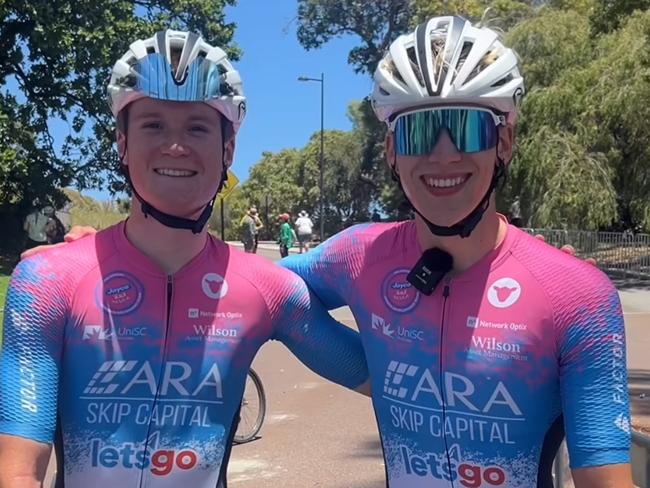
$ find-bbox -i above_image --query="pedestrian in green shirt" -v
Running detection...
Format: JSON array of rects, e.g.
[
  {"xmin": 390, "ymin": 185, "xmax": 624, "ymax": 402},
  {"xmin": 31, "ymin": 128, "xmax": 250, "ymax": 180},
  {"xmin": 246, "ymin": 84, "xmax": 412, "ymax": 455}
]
[{"xmin": 278, "ymin": 213, "xmax": 294, "ymax": 258}]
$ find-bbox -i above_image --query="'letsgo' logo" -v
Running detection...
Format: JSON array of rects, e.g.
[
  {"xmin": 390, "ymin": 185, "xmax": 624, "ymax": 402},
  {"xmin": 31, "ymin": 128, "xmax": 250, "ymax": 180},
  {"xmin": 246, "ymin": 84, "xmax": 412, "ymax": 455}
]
[
  {"xmin": 487, "ymin": 278, "xmax": 521, "ymax": 309},
  {"xmin": 201, "ymin": 273, "xmax": 229, "ymax": 300},
  {"xmin": 96, "ymin": 272, "xmax": 144, "ymax": 316},
  {"xmin": 400, "ymin": 445, "xmax": 506, "ymax": 487},
  {"xmin": 90, "ymin": 437, "xmax": 199, "ymax": 476},
  {"xmin": 382, "ymin": 269, "xmax": 420, "ymax": 313}
]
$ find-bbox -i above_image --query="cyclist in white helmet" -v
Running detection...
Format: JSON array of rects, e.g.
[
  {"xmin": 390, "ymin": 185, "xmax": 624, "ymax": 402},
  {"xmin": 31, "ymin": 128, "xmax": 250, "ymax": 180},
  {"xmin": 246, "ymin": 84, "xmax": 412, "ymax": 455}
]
[
  {"xmin": 279, "ymin": 16, "xmax": 633, "ymax": 488},
  {"xmin": 0, "ymin": 29, "xmax": 369, "ymax": 488}
]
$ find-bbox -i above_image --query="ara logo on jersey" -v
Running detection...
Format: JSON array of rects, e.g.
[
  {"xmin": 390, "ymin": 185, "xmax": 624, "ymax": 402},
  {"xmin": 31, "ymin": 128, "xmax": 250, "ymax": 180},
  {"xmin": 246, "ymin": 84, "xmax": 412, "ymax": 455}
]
[
  {"xmin": 83, "ymin": 360, "xmax": 224, "ymax": 399},
  {"xmin": 487, "ymin": 278, "xmax": 521, "ymax": 309},
  {"xmin": 201, "ymin": 273, "xmax": 229, "ymax": 300},
  {"xmin": 382, "ymin": 361, "xmax": 522, "ymax": 416},
  {"xmin": 382, "ymin": 269, "xmax": 420, "ymax": 313}
]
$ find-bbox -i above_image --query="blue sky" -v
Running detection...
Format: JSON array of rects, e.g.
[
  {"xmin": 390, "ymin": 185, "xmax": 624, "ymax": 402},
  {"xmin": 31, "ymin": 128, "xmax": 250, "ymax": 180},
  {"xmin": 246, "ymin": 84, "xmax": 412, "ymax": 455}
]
[{"xmin": 78, "ymin": 0, "xmax": 373, "ymax": 201}]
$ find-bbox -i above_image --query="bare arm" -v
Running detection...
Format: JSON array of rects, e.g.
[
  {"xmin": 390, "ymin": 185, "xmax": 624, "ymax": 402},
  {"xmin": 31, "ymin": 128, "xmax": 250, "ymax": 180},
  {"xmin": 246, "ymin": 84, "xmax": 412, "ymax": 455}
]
[
  {"xmin": 0, "ymin": 435, "xmax": 51, "ymax": 488},
  {"xmin": 572, "ymin": 464, "xmax": 634, "ymax": 488}
]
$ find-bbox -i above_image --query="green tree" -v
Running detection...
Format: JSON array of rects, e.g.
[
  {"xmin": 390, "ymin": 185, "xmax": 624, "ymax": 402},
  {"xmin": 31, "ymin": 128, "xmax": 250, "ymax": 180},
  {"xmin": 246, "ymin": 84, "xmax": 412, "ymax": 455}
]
[
  {"xmin": 238, "ymin": 149, "xmax": 304, "ymax": 240},
  {"xmin": 0, "ymin": 0, "xmax": 239, "ymax": 237},
  {"xmin": 411, "ymin": 0, "xmax": 537, "ymax": 29},
  {"xmin": 507, "ymin": 8, "xmax": 593, "ymax": 89},
  {"xmin": 507, "ymin": 8, "xmax": 650, "ymax": 230},
  {"xmin": 301, "ymin": 130, "xmax": 375, "ymax": 232},
  {"xmin": 590, "ymin": 0, "xmax": 650, "ymax": 34},
  {"xmin": 296, "ymin": 0, "xmax": 412, "ymax": 74},
  {"xmin": 208, "ymin": 187, "xmax": 250, "ymax": 241}
]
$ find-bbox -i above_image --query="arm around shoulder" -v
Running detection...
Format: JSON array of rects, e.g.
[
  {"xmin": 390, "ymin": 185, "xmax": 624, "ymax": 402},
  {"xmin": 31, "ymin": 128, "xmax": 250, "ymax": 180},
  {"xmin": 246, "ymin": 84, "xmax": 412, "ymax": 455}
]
[{"xmin": 265, "ymin": 266, "xmax": 369, "ymax": 391}]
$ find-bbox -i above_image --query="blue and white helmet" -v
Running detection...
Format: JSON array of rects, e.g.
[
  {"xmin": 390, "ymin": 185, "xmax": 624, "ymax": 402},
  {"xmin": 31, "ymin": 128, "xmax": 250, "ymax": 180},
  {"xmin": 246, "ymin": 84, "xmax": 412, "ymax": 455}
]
[{"xmin": 108, "ymin": 29, "xmax": 246, "ymax": 133}]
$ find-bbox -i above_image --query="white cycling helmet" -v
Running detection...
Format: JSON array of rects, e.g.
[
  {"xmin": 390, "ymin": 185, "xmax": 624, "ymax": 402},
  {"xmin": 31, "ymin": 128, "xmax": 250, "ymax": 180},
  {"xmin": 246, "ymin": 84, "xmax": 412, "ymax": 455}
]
[
  {"xmin": 107, "ymin": 29, "xmax": 246, "ymax": 133},
  {"xmin": 372, "ymin": 16, "xmax": 524, "ymax": 123}
]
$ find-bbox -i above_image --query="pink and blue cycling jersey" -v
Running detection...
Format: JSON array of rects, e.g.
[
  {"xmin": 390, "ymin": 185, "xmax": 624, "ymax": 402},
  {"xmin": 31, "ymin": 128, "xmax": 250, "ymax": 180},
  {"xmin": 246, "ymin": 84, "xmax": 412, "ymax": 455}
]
[
  {"xmin": 0, "ymin": 221, "xmax": 368, "ymax": 488},
  {"xmin": 282, "ymin": 218, "xmax": 631, "ymax": 488}
]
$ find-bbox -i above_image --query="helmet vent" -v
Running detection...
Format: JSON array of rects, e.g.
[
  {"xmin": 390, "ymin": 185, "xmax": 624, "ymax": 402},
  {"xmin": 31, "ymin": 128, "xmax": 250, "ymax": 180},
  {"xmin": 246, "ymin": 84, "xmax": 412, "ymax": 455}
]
[
  {"xmin": 384, "ymin": 54, "xmax": 407, "ymax": 88},
  {"xmin": 452, "ymin": 42, "xmax": 474, "ymax": 84},
  {"xmin": 430, "ymin": 38, "xmax": 448, "ymax": 85},
  {"xmin": 491, "ymin": 73, "xmax": 513, "ymax": 88},
  {"xmin": 406, "ymin": 46, "xmax": 424, "ymax": 87}
]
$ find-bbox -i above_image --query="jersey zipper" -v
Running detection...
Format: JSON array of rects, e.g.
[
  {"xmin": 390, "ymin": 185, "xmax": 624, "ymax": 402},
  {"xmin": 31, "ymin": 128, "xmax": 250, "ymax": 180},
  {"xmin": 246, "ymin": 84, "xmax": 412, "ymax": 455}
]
[
  {"xmin": 439, "ymin": 278, "xmax": 455, "ymax": 487},
  {"xmin": 138, "ymin": 275, "xmax": 174, "ymax": 487}
]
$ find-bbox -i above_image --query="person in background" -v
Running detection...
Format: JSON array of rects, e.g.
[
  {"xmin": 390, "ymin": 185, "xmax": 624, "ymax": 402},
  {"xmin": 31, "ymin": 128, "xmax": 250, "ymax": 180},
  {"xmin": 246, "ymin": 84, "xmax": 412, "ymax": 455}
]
[
  {"xmin": 23, "ymin": 205, "xmax": 51, "ymax": 249},
  {"xmin": 239, "ymin": 207, "xmax": 256, "ymax": 253},
  {"xmin": 56, "ymin": 202, "xmax": 73, "ymax": 234},
  {"xmin": 295, "ymin": 210, "xmax": 314, "ymax": 253},
  {"xmin": 250, "ymin": 206, "xmax": 264, "ymax": 253},
  {"xmin": 509, "ymin": 196, "xmax": 523, "ymax": 227},
  {"xmin": 43, "ymin": 207, "xmax": 66, "ymax": 244},
  {"xmin": 278, "ymin": 213, "xmax": 294, "ymax": 258}
]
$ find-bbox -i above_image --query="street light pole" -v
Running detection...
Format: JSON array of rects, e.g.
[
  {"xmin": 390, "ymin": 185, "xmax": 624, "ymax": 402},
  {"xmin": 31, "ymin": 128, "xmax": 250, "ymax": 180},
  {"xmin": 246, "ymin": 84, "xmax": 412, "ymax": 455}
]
[
  {"xmin": 318, "ymin": 72, "xmax": 324, "ymax": 242},
  {"xmin": 298, "ymin": 73, "xmax": 325, "ymax": 242}
]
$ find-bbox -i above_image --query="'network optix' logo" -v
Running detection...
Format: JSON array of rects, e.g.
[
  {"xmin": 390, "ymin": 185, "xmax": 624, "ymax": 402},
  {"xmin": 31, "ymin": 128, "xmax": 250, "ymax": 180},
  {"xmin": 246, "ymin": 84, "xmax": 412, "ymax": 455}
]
[{"xmin": 90, "ymin": 433, "xmax": 199, "ymax": 476}]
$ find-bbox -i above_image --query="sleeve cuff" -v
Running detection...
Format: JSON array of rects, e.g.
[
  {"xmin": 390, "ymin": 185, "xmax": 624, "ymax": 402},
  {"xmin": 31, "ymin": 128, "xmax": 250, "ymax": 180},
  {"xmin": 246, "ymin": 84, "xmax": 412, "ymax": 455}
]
[{"xmin": 569, "ymin": 448, "xmax": 630, "ymax": 468}]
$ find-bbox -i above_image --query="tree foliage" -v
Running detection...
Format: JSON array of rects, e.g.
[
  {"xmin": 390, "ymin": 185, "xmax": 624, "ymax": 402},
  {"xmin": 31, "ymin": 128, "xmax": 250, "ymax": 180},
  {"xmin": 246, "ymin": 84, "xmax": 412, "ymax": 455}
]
[
  {"xmin": 0, "ymin": 0, "xmax": 238, "ymax": 215},
  {"xmin": 507, "ymin": 8, "xmax": 650, "ymax": 229},
  {"xmin": 412, "ymin": 0, "xmax": 537, "ymax": 29},
  {"xmin": 223, "ymin": 128, "xmax": 377, "ymax": 239},
  {"xmin": 296, "ymin": 0, "xmax": 412, "ymax": 74}
]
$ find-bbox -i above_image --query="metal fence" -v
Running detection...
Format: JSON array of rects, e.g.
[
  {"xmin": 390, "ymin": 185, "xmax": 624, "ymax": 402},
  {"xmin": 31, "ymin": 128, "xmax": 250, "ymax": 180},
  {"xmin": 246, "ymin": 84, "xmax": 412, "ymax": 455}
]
[{"xmin": 525, "ymin": 228, "xmax": 650, "ymax": 280}]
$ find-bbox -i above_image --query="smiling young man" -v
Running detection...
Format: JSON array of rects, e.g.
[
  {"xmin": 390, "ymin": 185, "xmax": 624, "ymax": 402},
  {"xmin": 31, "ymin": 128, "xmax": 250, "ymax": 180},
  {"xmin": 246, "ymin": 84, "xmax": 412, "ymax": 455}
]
[
  {"xmin": 0, "ymin": 30, "xmax": 368, "ymax": 488},
  {"xmin": 280, "ymin": 16, "xmax": 633, "ymax": 488}
]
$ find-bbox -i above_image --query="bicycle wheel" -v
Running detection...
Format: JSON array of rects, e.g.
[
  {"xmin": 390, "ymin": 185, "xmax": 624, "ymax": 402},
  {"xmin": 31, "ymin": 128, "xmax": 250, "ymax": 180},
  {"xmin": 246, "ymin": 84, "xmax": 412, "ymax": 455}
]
[{"xmin": 234, "ymin": 368, "xmax": 266, "ymax": 444}]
